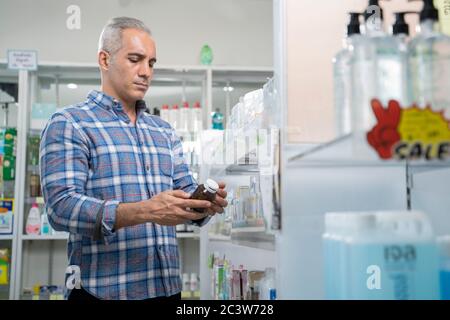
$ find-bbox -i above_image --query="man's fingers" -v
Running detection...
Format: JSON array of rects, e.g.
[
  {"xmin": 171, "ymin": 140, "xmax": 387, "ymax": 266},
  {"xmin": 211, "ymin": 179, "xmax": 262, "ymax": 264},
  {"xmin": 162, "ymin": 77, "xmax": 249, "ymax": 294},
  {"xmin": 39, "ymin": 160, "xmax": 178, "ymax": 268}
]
[
  {"xmin": 218, "ymin": 181, "xmax": 226, "ymax": 189},
  {"xmin": 210, "ymin": 203, "xmax": 224, "ymax": 214},
  {"xmin": 217, "ymin": 188, "xmax": 227, "ymax": 198},
  {"xmin": 170, "ymin": 190, "xmax": 191, "ymax": 199},
  {"xmin": 178, "ymin": 209, "xmax": 208, "ymax": 221},
  {"xmin": 180, "ymin": 199, "xmax": 212, "ymax": 209},
  {"xmin": 213, "ymin": 195, "xmax": 228, "ymax": 208}
]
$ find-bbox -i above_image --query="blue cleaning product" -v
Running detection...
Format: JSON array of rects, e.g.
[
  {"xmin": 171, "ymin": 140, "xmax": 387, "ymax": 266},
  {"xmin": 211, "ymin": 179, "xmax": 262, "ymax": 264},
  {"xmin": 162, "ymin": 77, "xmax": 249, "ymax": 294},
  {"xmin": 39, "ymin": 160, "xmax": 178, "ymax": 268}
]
[
  {"xmin": 437, "ymin": 235, "xmax": 450, "ymax": 300},
  {"xmin": 324, "ymin": 213, "xmax": 350, "ymax": 299},
  {"xmin": 347, "ymin": 211, "xmax": 439, "ymax": 300},
  {"xmin": 212, "ymin": 108, "xmax": 224, "ymax": 130}
]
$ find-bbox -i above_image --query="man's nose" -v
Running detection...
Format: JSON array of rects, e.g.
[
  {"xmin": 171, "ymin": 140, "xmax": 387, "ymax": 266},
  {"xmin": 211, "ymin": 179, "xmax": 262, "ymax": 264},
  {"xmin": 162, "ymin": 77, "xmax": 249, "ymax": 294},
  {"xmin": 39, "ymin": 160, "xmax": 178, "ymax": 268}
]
[{"xmin": 138, "ymin": 62, "xmax": 152, "ymax": 79}]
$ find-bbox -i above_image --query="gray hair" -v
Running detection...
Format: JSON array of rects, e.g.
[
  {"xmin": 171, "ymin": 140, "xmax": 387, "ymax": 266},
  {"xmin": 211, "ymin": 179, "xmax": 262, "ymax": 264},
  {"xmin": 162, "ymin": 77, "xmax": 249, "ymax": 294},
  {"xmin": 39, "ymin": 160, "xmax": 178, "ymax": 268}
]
[{"xmin": 98, "ymin": 17, "xmax": 152, "ymax": 57}]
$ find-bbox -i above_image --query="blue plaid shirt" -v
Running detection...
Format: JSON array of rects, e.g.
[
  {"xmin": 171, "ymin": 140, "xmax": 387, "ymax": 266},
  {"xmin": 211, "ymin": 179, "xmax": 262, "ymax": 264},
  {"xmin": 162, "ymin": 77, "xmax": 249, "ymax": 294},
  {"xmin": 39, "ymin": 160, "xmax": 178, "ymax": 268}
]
[{"xmin": 40, "ymin": 90, "xmax": 203, "ymax": 300}]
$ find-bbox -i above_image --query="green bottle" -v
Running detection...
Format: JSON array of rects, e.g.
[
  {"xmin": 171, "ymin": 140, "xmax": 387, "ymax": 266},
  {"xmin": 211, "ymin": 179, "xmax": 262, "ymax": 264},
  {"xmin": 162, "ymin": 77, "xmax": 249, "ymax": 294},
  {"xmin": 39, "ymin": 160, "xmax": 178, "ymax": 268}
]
[{"xmin": 200, "ymin": 44, "xmax": 213, "ymax": 65}]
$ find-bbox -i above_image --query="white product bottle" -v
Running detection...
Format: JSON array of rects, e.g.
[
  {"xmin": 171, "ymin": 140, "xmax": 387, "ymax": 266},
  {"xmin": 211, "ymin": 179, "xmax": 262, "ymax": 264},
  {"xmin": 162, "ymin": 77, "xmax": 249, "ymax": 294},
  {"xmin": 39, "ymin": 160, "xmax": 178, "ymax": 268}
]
[
  {"xmin": 179, "ymin": 102, "xmax": 190, "ymax": 132},
  {"xmin": 333, "ymin": 12, "xmax": 363, "ymax": 137},
  {"xmin": 182, "ymin": 273, "xmax": 190, "ymax": 292},
  {"xmin": 26, "ymin": 203, "xmax": 41, "ymax": 235},
  {"xmin": 409, "ymin": 0, "xmax": 450, "ymax": 115},
  {"xmin": 190, "ymin": 273, "xmax": 198, "ymax": 292},
  {"xmin": 40, "ymin": 210, "xmax": 51, "ymax": 235},
  {"xmin": 191, "ymin": 102, "xmax": 203, "ymax": 134},
  {"xmin": 169, "ymin": 104, "xmax": 179, "ymax": 130},
  {"xmin": 160, "ymin": 104, "xmax": 170, "ymax": 123}
]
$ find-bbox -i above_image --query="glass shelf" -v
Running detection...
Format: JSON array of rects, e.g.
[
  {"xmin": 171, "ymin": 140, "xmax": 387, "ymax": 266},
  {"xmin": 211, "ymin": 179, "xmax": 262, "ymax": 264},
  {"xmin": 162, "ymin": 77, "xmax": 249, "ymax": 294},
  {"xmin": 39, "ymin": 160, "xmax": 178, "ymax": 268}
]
[{"xmin": 288, "ymin": 134, "xmax": 450, "ymax": 171}]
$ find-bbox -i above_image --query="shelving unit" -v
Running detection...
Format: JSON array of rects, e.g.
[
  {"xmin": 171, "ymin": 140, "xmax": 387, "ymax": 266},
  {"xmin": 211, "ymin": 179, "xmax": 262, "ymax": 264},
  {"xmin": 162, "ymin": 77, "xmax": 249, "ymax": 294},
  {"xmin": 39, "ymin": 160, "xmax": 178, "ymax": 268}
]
[
  {"xmin": 21, "ymin": 234, "xmax": 69, "ymax": 241},
  {"xmin": 0, "ymin": 60, "xmax": 273, "ymax": 300}
]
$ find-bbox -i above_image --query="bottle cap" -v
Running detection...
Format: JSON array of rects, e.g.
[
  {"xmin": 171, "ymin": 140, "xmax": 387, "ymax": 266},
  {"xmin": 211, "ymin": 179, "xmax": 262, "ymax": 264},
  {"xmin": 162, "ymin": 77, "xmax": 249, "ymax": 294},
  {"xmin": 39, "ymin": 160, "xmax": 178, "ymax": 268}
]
[
  {"xmin": 183, "ymin": 102, "xmax": 189, "ymax": 108},
  {"xmin": 172, "ymin": 104, "xmax": 179, "ymax": 109},
  {"xmin": 409, "ymin": 0, "xmax": 439, "ymax": 22},
  {"xmin": 347, "ymin": 12, "xmax": 361, "ymax": 36},
  {"xmin": 32, "ymin": 203, "xmax": 39, "ymax": 208},
  {"xmin": 162, "ymin": 104, "xmax": 169, "ymax": 109},
  {"xmin": 194, "ymin": 102, "xmax": 201, "ymax": 108},
  {"xmin": 393, "ymin": 12, "xmax": 416, "ymax": 35},
  {"xmin": 204, "ymin": 179, "xmax": 219, "ymax": 193}
]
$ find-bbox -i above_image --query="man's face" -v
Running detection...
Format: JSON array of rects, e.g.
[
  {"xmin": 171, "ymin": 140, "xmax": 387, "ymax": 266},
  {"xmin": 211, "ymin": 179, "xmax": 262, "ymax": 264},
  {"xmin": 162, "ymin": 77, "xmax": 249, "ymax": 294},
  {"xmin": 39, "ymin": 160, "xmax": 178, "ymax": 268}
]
[{"xmin": 105, "ymin": 28, "xmax": 156, "ymax": 103}]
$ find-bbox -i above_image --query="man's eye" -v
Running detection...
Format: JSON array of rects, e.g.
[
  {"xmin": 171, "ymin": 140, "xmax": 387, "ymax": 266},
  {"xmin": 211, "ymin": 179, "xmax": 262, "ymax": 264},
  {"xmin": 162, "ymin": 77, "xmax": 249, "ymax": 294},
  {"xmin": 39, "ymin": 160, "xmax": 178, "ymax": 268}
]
[{"xmin": 129, "ymin": 58, "xmax": 138, "ymax": 63}]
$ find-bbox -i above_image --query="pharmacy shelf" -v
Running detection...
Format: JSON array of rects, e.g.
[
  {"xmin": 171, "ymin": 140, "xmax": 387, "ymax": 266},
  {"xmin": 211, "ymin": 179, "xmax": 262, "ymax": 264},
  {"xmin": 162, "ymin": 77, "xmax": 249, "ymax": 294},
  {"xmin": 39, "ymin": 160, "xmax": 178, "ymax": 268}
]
[
  {"xmin": 176, "ymin": 232, "xmax": 200, "ymax": 239},
  {"xmin": 21, "ymin": 234, "xmax": 69, "ymax": 241},
  {"xmin": 0, "ymin": 235, "xmax": 13, "ymax": 240},
  {"xmin": 208, "ymin": 233, "xmax": 232, "ymax": 241},
  {"xmin": 225, "ymin": 164, "xmax": 259, "ymax": 175},
  {"xmin": 230, "ymin": 226, "xmax": 266, "ymax": 233}
]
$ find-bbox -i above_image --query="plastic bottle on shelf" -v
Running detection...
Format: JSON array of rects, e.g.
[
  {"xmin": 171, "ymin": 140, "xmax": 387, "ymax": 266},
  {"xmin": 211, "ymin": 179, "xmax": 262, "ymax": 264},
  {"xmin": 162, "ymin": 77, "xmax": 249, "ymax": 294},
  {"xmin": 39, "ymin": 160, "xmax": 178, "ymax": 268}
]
[
  {"xmin": 190, "ymin": 273, "xmax": 198, "ymax": 292},
  {"xmin": 350, "ymin": 0, "xmax": 388, "ymax": 135},
  {"xmin": 212, "ymin": 108, "xmax": 224, "ymax": 130},
  {"xmin": 192, "ymin": 101, "xmax": 203, "ymax": 133},
  {"xmin": 333, "ymin": 12, "xmax": 363, "ymax": 136},
  {"xmin": 200, "ymin": 44, "xmax": 213, "ymax": 65},
  {"xmin": 182, "ymin": 273, "xmax": 190, "ymax": 292},
  {"xmin": 40, "ymin": 209, "xmax": 51, "ymax": 235},
  {"xmin": 179, "ymin": 101, "xmax": 190, "ymax": 132},
  {"xmin": 25, "ymin": 203, "xmax": 41, "ymax": 235},
  {"xmin": 160, "ymin": 104, "xmax": 169, "ymax": 123},
  {"xmin": 169, "ymin": 104, "xmax": 179, "ymax": 130},
  {"xmin": 409, "ymin": 0, "xmax": 450, "ymax": 115}
]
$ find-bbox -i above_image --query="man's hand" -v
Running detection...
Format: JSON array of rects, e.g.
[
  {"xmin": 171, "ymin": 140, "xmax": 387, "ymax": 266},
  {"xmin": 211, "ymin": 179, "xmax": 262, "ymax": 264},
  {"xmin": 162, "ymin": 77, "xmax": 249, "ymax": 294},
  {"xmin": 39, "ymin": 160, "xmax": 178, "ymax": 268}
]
[
  {"xmin": 115, "ymin": 190, "xmax": 211, "ymax": 229},
  {"xmin": 204, "ymin": 181, "xmax": 228, "ymax": 216}
]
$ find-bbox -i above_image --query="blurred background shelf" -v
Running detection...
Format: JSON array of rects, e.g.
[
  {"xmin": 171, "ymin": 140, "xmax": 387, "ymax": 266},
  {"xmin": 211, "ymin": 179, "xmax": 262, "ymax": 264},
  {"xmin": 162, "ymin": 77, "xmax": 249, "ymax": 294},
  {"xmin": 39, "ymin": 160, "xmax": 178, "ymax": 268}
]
[{"xmin": 21, "ymin": 234, "xmax": 69, "ymax": 241}]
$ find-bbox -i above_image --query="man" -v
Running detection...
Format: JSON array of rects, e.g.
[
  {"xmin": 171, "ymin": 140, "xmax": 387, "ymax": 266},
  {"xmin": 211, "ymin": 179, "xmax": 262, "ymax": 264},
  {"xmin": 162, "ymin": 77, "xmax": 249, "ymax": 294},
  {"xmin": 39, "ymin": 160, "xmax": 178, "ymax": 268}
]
[{"xmin": 40, "ymin": 17, "xmax": 227, "ymax": 300}]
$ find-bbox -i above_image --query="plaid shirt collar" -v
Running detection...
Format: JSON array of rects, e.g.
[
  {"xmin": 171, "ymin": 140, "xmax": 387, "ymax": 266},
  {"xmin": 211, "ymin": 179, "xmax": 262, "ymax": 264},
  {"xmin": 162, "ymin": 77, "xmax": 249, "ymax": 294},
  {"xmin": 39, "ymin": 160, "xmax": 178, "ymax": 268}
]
[{"xmin": 87, "ymin": 90, "xmax": 148, "ymax": 122}]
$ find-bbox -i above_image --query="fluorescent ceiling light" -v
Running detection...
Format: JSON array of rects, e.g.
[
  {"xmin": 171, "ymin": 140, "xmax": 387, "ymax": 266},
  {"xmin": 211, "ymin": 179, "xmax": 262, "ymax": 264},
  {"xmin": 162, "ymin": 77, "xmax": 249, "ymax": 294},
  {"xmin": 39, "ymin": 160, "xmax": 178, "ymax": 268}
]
[{"xmin": 67, "ymin": 83, "xmax": 78, "ymax": 89}]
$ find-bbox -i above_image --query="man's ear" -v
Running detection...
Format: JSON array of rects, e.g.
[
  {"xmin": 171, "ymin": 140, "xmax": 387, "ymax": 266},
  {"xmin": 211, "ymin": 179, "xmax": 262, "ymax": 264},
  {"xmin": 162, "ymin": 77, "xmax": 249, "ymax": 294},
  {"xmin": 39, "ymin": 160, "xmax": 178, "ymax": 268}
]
[{"xmin": 98, "ymin": 50, "xmax": 111, "ymax": 71}]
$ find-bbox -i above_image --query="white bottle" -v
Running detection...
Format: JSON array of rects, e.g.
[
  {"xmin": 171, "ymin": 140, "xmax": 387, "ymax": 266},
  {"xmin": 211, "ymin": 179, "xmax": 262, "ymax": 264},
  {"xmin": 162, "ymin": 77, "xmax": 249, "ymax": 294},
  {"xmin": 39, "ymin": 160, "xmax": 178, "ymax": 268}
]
[
  {"xmin": 169, "ymin": 104, "xmax": 179, "ymax": 130},
  {"xmin": 26, "ymin": 203, "xmax": 41, "ymax": 235},
  {"xmin": 190, "ymin": 273, "xmax": 198, "ymax": 292},
  {"xmin": 179, "ymin": 101, "xmax": 190, "ymax": 132},
  {"xmin": 191, "ymin": 102, "xmax": 203, "ymax": 133},
  {"xmin": 182, "ymin": 273, "xmax": 190, "ymax": 292},
  {"xmin": 160, "ymin": 104, "xmax": 170, "ymax": 123},
  {"xmin": 40, "ymin": 210, "xmax": 51, "ymax": 235}
]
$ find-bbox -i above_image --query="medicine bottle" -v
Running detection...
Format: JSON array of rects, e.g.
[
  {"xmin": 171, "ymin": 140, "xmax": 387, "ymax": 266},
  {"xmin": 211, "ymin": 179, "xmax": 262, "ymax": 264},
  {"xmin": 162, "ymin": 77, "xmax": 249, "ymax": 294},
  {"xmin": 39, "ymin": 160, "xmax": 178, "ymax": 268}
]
[{"xmin": 190, "ymin": 179, "xmax": 218, "ymax": 213}]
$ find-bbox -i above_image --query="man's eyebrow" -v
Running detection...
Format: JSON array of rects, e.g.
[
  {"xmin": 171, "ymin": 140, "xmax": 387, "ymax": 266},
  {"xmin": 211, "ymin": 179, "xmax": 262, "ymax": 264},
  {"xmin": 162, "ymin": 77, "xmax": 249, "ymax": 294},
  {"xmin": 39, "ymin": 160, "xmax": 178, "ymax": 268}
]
[{"xmin": 127, "ymin": 53, "xmax": 157, "ymax": 63}]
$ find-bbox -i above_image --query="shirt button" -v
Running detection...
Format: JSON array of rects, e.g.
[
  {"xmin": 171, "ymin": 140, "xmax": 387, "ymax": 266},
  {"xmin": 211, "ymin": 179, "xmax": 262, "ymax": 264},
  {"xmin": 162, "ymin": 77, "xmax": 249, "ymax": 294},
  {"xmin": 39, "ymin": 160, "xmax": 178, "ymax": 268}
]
[
  {"xmin": 158, "ymin": 245, "xmax": 162, "ymax": 251},
  {"xmin": 146, "ymin": 165, "xmax": 150, "ymax": 172}
]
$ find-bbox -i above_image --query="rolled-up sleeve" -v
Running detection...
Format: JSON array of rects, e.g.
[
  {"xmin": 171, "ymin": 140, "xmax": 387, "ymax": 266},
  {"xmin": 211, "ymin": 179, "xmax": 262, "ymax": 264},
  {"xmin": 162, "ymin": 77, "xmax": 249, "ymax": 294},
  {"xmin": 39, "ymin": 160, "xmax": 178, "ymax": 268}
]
[{"xmin": 40, "ymin": 112, "xmax": 119, "ymax": 241}]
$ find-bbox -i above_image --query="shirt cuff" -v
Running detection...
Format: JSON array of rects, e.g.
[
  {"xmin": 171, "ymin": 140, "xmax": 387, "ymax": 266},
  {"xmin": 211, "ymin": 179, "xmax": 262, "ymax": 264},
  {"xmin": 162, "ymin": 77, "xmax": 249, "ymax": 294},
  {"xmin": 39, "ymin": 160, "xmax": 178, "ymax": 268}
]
[{"xmin": 101, "ymin": 200, "xmax": 120, "ymax": 244}]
